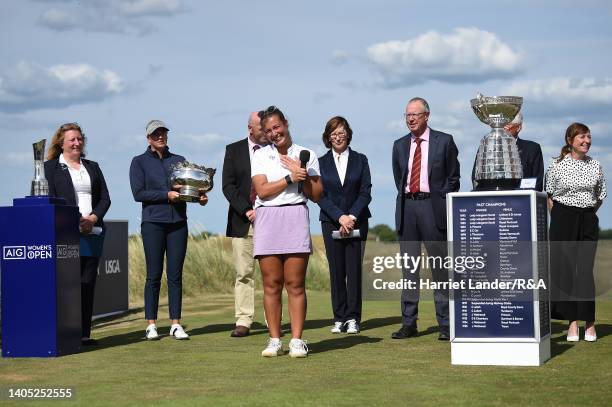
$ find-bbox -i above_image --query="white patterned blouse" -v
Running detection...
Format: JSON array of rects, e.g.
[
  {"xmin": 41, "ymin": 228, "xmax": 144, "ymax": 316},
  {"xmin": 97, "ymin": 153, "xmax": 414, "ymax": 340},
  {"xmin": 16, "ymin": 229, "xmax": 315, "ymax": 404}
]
[{"xmin": 545, "ymin": 154, "xmax": 607, "ymax": 208}]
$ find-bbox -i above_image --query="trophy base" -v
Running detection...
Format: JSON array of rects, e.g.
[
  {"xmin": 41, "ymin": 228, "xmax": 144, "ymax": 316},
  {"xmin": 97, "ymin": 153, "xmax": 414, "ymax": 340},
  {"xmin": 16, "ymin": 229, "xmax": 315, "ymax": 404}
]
[
  {"xmin": 31, "ymin": 180, "xmax": 49, "ymax": 196},
  {"xmin": 178, "ymin": 186, "xmax": 201, "ymax": 203},
  {"xmin": 473, "ymin": 178, "xmax": 521, "ymax": 192}
]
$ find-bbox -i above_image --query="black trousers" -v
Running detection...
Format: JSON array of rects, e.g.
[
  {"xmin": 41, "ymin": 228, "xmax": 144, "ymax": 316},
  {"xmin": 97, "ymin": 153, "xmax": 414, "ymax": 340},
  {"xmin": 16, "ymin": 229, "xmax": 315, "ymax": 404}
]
[
  {"xmin": 550, "ymin": 202, "xmax": 599, "ymax": 322},
  {"xmin": 399, "ymin": 198, "xmax": 449, "ymax": 329},
  {"xmin": 81, "ymin": 256, "xmax": 100, "ymax": 338},
  {"xmin": 321, "ymin": 221, "xmax": 368, "ymax": 323},
  {"xmin": 142, "ymin": 221, "xmax": 188, "ymax": 320}
]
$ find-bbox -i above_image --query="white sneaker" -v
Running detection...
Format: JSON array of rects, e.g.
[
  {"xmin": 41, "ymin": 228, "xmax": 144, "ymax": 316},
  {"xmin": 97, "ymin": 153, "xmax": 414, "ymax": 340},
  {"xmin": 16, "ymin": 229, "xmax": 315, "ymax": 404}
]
[
  {"xmin": 261, "ymin": 338, "xmax": 283, "ymax": 357},
  {"xmin": 289, "ymin": 338, "xmax": 308, "ymax": 358},
  {"xmin": 585, "ymin": 329, "xmax": 597, "ymax": 342},
  {"xmin": 331, "ymin": 321, "xmax": 344, "ymax": 334},
  {"xmin": 145, "ymin": 324, "xmax": 159, "ymax": 340},
  {"xmin": 345, "ymin": 319, "xmax": 360, "ymax": 334},
  {"xmin": 170, "ymin": 324, "xmax": 189, "ymax": 340}
]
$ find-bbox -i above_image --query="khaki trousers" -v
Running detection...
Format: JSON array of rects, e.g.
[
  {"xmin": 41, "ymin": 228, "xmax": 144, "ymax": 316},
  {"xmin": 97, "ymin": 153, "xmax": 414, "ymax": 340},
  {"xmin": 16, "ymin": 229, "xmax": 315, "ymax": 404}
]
[{"xmin": 232, "ymin": 224, "xmax": 255, "ymax": 327}]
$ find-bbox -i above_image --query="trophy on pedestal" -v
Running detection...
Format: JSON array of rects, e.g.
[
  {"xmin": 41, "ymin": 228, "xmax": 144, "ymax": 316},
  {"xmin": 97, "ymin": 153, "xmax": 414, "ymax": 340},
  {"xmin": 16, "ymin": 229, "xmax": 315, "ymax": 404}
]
[
  {"xmin": 471, "ymin": 94, "xmax": 523, "ymax": 191},
  {"xmin": 31, "ymin": 139, "xmax": 49, "ymax": 196},
  {"xmin": 169, "ymin": 161, "xmax": 216, "ymax": 202}
]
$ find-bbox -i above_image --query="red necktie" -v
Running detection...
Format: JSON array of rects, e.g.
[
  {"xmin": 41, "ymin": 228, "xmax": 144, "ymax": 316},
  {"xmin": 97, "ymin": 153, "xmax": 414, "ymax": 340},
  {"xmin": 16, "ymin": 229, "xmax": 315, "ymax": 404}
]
[
  {"xmin": 409, "ymin": 137, "xmax": 422, "ymax": 193},
  {"xmin": 249, "ymin": 145, "xmax": 261, "ymax": 204}
]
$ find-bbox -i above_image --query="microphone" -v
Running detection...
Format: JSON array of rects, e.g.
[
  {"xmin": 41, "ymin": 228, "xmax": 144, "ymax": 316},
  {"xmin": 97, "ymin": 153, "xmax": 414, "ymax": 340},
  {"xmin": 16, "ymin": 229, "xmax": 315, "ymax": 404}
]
[{"xmin": 297, "ymin": 150, "xmax": 310, "ymax": 194}]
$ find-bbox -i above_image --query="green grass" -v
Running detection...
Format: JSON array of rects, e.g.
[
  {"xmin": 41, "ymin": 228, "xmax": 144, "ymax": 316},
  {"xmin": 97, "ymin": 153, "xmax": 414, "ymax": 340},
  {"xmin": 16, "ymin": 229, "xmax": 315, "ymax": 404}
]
[
  {"xmin": 127, "ymin": 234, "xmax": 331, "ymax": 303},
  {"xmin": 1, "ymin": 292, "xmax": 611, "ymax": 406}
]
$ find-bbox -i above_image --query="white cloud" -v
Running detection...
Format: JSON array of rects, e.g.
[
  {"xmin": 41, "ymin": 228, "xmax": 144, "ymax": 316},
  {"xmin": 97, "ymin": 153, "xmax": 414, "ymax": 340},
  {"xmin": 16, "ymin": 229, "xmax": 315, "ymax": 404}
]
[
  {"xmin": 118, "ymin": 0, "xmax": 182, "ymax": 17},
  {"xmin": 502, "ymin": 77, "xmax": 612, "ymax": 105},
  {"xmin": 0, "ymin": 61, "xmax": 124, "ymax": 113},
  {"xmin": 38, "ymin": 8, "xmax": 78, "ymax": 30},
  {"xmin": 366, "ymin": 27, "xmax": 523, "ymax": 88},
  {"xmin": 35, "ymin": 0, "xmax": 184, "ymax": 35}
]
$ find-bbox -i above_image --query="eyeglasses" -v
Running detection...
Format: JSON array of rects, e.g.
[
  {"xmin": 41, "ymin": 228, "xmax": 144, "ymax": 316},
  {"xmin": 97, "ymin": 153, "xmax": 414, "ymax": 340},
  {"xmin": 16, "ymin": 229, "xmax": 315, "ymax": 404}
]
[
  {"xmin": 404, "ymin": 112, "xmax": 427, "ymax": 120},
  {"xmin": 329, "ymin": 131, "xmax": 347, "ymax": 139}
]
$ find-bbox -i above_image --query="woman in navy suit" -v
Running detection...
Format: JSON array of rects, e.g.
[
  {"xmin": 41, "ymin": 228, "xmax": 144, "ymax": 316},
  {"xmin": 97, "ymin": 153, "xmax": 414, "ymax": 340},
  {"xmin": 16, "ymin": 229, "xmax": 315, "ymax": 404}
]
[
  {"xmin": 44, "ymin": 122, "xmax": 111, "ymax": 345},
  {"xmin": 317, "ymin": 116, "xmax": 372, "ymax": 334}
]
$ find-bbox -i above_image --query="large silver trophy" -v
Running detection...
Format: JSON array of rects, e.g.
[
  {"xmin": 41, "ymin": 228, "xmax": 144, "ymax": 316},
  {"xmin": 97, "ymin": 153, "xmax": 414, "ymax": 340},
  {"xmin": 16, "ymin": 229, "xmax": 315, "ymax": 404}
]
[
  {"xmin": 31, "ymin": 139, "xmax": 49, "ymax": 196},
  {"xmin": 471, "ymin": 93, "xmax": 523, "ymax": 191},
  {"xmin": 169, "ymin": 161, "xmax": 216, "ymax": 202}
]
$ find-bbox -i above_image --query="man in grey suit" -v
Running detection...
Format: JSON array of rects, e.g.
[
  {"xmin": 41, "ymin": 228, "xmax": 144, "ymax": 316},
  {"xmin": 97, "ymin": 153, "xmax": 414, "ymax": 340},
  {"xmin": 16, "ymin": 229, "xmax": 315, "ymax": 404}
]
[{"xmin": 391, "ymin": 97, "xmax": 460, "ymax": 341}]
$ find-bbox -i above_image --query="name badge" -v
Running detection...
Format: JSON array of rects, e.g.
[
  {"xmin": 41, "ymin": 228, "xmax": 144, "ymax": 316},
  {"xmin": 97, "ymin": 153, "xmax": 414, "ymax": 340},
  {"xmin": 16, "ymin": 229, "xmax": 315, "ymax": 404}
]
[{"xmin": 520, "ymin": 178, "xmax": 537, "ymax": 189}]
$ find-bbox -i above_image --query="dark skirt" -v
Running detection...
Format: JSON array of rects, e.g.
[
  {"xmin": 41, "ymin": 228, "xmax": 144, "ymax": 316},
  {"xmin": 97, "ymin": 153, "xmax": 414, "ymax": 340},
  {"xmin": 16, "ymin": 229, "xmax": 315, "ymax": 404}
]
[{"xmin": 549, "ymin": 201, "xmax": 599, "ymax": 322}]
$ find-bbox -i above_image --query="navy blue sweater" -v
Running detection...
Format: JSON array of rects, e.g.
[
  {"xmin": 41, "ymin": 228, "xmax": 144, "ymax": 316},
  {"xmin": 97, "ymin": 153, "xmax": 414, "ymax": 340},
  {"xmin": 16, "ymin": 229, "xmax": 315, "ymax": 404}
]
[{"xmin": 129, "ymin": 147, "xmax": 187, "ymax": 223}]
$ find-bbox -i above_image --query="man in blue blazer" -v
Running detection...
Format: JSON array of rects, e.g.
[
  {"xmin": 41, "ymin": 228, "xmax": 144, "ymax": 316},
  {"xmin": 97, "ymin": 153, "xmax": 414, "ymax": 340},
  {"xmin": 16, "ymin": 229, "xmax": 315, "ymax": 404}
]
[
  {"xmin": 471, "ymin": 112, "xmax": 544, "ymax": 191},
  {"xmin": 391, "ymin": 97, "xmax": 460, "ymax": 341}
]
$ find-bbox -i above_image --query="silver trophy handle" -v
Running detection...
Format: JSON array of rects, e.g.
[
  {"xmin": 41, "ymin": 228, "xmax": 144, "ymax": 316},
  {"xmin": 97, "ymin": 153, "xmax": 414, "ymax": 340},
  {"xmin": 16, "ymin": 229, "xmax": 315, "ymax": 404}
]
[{"xmin": 31, "ymin": 139, "xmax": 49, "ymax": 196}]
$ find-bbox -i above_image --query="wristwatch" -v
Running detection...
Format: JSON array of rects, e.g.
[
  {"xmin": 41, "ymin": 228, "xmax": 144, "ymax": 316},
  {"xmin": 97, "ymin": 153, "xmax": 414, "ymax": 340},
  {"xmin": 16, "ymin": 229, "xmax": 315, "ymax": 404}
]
[{"xmin": 284, "ymin": 174, "xmax": 293, "ymax": 185}]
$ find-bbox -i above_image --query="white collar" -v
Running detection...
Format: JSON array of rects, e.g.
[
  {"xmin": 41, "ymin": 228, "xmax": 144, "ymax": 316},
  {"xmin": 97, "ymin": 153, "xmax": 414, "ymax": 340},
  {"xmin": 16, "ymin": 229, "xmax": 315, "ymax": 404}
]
[
  {"xmin": 332, "ymin": 148, "xmax": 349, "ymax": 159},
  {"xmin": 59, "ymin": 153, "xmax": 82, "ymax": 167},
  {"xmin": 271, "ymin": 142, "xmax": 296, "ymax": 156}
]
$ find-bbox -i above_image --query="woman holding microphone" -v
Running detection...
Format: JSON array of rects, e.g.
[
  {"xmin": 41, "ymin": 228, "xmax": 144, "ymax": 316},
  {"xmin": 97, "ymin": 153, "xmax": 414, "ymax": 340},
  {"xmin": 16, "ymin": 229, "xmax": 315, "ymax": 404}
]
[{"xmin": 251, "ymin": 106, "xmax": 322, "ymax": 357}]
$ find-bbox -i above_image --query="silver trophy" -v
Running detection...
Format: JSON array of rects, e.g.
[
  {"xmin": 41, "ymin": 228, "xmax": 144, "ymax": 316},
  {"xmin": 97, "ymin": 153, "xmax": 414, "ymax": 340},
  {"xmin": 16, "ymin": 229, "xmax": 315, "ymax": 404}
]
[
  {"xmin": 31, "ymin": 139, "xmax": 49, "ymax": 196},
  {"xmin": 169, "ymin": 161, "xmax": 216, "ymax": 202},
  {"xmin": 471, "ymin": 93, "xmax": 523, "ymax": 191}
]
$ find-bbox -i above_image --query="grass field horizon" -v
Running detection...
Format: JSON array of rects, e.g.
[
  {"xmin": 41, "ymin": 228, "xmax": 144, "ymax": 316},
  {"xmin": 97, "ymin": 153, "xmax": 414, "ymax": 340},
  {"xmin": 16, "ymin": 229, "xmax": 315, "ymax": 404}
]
[{"xmin": 1, "ymin": 291, "xmax": 611, "ymax": 406}]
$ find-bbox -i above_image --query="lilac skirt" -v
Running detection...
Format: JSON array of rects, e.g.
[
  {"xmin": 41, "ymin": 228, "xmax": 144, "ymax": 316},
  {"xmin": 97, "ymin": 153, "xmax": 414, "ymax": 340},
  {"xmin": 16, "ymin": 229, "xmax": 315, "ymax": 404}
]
[{"xmin": 253, "ymin": 204, "xmax": 312, "ymax": 257}]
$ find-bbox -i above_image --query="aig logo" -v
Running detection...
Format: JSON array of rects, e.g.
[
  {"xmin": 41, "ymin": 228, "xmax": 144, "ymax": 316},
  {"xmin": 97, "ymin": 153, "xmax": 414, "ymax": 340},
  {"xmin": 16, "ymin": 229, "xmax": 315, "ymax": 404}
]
[{"xmin": 3, "ymin": 246, "xmax": 26, "ymax": 260}]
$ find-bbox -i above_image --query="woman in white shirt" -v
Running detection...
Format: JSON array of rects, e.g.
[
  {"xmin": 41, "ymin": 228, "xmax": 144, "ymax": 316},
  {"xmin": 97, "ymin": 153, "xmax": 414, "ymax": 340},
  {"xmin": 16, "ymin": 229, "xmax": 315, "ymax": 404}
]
[
  {"xmin": 545, "ymin": 122, "xmax": 607, "ymax": 342},
  {"xmin": 45, "ymin": 123, "xmax": 111, "ymax": 346},
  {"xmin": 251, "ymin": 106, "xmax": 322, "ymax": 357}
]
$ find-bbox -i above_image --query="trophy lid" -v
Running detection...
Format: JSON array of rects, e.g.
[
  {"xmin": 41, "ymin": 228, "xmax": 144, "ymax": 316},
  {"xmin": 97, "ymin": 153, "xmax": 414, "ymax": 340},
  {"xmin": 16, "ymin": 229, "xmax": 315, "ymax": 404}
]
[{"xmin": 470, "ymin": 93, "xmax": 523, "ymax": 128}]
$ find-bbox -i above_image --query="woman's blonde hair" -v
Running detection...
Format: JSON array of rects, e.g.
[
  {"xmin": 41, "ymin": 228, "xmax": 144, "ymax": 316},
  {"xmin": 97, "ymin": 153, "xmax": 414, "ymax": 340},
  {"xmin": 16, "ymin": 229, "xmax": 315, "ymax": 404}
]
[{"xmin": 47, "ymin": 122, "xmax": 86, "ymax": 160}]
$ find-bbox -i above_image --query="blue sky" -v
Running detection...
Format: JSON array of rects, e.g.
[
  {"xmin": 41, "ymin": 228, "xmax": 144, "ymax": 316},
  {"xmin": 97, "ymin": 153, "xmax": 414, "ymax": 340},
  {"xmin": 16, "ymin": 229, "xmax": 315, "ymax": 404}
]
[{"xmin": 1, "ymin": 0, "xmax": 611, "ymax": 234}]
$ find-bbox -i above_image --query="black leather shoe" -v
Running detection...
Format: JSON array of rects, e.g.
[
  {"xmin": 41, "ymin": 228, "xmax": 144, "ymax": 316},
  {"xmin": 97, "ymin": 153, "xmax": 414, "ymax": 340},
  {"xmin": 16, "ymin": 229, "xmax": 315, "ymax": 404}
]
[
  {"xmin": 391, "ymin": 324, "xmax": 418, "ymax": 339},
  {"xmin": 230, "ymin": 325, "xmax": 250, "ymax": 337},
  {"xmin": 438, "ymin": 327, "xmax": 450, "ymax": 341}
]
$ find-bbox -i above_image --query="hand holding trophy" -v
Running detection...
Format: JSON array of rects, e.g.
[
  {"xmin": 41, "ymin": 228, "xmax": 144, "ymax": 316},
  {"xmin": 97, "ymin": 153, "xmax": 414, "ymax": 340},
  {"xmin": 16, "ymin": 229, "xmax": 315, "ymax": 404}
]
[{"xmin": 169, "ymin": 161, "xmax": 216, "ymax": 203}]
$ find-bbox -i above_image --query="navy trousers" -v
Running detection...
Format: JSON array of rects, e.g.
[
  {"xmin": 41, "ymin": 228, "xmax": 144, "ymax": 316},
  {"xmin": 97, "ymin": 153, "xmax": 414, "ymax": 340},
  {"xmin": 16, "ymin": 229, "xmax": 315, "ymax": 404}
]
[
  {"xmin": 399, "ymin": 198, "xmax": 449, "ymax": 329},
  {"xmin": 321, "ymin": 221, "xmax": 368, "ymax": 324},
  {"xmin": 142, "ymin": 221, "xmax": 188, "ymax": 320}
]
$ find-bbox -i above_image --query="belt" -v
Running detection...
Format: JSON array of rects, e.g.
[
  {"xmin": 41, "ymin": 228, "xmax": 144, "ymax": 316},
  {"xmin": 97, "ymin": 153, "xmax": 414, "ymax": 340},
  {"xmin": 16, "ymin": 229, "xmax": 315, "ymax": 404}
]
[{"xmin": 405, "ymin": 192, "xmax": 431, "ymax": 200}]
